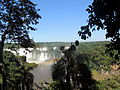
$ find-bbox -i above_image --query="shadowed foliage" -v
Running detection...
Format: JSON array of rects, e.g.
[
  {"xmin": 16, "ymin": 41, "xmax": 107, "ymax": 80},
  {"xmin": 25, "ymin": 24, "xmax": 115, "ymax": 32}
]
[
  {"xmin": 78, "ymin": 0, "xmax": 120, "ymax": 60},
  {"xmin": 51, "ymin": 41, "xmax": 97, "ymax": 90},
  {"xmin": 0, "ymin": 0, "xmax": 41, "ymax": 89},
  {"xmin": 3, "ymin": 51, "xmax": 35, "ymax": 90}
]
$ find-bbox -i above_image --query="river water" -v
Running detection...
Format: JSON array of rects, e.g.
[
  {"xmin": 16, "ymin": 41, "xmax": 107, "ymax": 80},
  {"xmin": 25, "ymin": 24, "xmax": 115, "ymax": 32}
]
[{"xmin": 30, "ymin": 62, "xmax": 53, "ymax": 87}]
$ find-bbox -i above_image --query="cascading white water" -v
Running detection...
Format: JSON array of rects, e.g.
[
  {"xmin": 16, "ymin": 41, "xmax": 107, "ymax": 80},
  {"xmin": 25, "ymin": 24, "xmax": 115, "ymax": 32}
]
[{"xmin": 4, "ymin": 47, "xmax": 62, "ymax": 63}]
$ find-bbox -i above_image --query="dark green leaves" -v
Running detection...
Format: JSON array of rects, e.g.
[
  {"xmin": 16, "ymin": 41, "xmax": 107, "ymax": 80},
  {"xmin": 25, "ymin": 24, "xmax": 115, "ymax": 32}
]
[
  {"xmin": 88, "ymin": 32, "xmax": 91, "ymax": 37},
  {"xmin": 75, "ymin": 40, "xmax": 79, "ymax": 46},
  {"xmin": 0, "ymin": 0, "xmax": 41, "ymax": 48},
  {"xmin": 81, "ymin": 34, "xmax": 86, "ymax": 40},
  {"xmin": 71, "ymin": 45, "xmax": 76, "ymax": 51},
  {"xmin": 79, "ymin": 0, "xmax": 120, "ymax": 59}
]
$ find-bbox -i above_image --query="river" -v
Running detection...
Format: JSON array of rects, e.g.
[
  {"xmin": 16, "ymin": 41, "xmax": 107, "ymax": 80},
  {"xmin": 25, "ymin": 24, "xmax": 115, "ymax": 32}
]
[{"xmin": 30, "ymin": 61, "xmax": 54, "ymax": 88}]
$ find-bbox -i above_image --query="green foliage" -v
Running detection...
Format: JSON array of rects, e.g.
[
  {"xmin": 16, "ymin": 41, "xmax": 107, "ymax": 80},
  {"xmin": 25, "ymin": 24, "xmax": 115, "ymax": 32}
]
[
  {"xmin": 3, "ymin": 51, "xmax": 16, "ymax": 62},
  {"xmin": 3, "ymin": 51, "xmax": 37, "ymax": 89},
  {"xmin": 76, "ymin": 41, "xmax": 119, "ymax": 71},
  {"xmin": 0, "ymin": 0, "xmax": 40, "ymax": 89},
  {"xmin": 40, "ymin": 80, "xmax": 71, "ymax": 90},
  {"xmin": 37, "ymin": 41, "xmax": 119, "ymax": 90},
  {"xmin": 96, "ymin": 76, "xmax": 120, "ymax": 90},
  {"xmin": 16, "ymin": 55, "xmax": 26, "ymax": 63},
  {"xmin": 76, "ymin": 41, "xmax": 120, "ymax": 89},
  {"xmin": 3, "ymin": 51, "xmax": 21, "ymax": 89},
  {"xmin": 23, "ymin": 62, "xmax": 38, "ymax": 71},
  {"xmin": 79, "ymin": 0, "xmax": 120, "ymax": 59},
  {"xmin": 36, "ymin": 42, "xmax": 71, "ymax": 47},
  {"xmin": 48, "ymin": 81, "xmax": 64, "ymax": 90},
  {"xmin": 0, "ymin": 0, "xmax": 41, "ymax": 47},
  {"xmin": 51, "ymin": 41, "xmax": 96, "ymax": 90}
]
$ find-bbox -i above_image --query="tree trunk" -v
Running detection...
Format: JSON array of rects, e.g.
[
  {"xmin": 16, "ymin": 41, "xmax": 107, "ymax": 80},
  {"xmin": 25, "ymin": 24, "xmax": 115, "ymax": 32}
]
[
  {"xmin": 66, "ymin": 56, "xmax": 71, "ymax": 90},
  {"xmin": 0, "ymin": 41, "xmax": 6, "ymax": 90}
]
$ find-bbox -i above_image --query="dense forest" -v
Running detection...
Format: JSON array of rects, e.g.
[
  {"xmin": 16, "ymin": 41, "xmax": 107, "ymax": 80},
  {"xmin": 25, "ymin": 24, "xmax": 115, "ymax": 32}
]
[
  {"xmin": 1, "ymin": 41, "xmax": 120, "ymax": 90},
  {"xmin": 46, "ymin": 41, "xmax": 120, "ymax": 90},
  {"xmin": 4, "ymin": 42, "xmax": 71, "ymax": 50}
]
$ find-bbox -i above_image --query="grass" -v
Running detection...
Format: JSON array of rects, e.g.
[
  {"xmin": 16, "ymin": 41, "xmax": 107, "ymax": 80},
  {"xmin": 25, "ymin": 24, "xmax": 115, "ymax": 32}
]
[
  {"xmin": 23, "ymin": 62, "xmax": 38, "ymax": 71},
  {"xmin": 92, "ymin": 70, "xmax": 113, "ymax": 81}
]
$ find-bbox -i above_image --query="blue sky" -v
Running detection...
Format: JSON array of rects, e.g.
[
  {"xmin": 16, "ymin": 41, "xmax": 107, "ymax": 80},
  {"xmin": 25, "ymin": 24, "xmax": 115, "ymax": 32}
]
[{"xmin": 30, "ymin": 0, "xmax": 108, "ymax": 42}]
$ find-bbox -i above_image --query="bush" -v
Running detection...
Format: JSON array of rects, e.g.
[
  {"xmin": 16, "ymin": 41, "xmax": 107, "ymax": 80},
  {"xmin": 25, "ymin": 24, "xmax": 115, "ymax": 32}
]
[
  {"xmin": 96, "ymin": 76, "xmax": 120, "ymax": 90},
  {"xmin": 23, "ymin": 63, "xmax": 38, "ymax": 71}
]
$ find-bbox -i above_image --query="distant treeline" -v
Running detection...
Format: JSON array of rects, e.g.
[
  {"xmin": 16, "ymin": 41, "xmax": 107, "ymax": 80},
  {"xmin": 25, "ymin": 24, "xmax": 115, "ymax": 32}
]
[
  {"xmin": 35, "ymin": 42, "xmax": 71, "ymax": 48},
  {"xmin": 4, "ymin": 41, "xmax": 110, "ymax": 49},
  {"xmin": 77, "ymin": 41, "xmax": 110, "ymax": 54},
  {"xmin": 4, "ymin": 42, "xmax": 72, "ymax": 49}
]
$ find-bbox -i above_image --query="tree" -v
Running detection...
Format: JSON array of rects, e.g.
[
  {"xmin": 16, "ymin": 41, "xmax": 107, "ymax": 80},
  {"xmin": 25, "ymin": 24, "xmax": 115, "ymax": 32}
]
[
  {"xmin": 3, "ymin": 51, "xmax": 34, "ymax": 90},
  {"xmin": 0, "ymin": 0, "xmax": 41, "ymax": 89},
  {"xmin": 51, "ymin": 41, "xmax": 96, "ymax": 90},
  {"xmin": 78, "ymin": 0, "xmax": 120, "ymax": 60}
]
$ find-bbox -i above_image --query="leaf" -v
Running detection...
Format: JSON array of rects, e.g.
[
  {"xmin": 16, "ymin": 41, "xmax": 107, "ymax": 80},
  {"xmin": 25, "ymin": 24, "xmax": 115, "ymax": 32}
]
[
  {"xmin": 88, "ymin": 5, "xmax": 92, "ymax": 8},
  {"xmin": 97, "ymin": 26, "xmax": 100, "ymax": 30},
  {"xmin": 70, "ymin": 45, "xmax": 76, "ymax": 51},
  {"xmin": 81, "ymin": 35, "xmax": 86, "ymax": 40},
  {"xmin": 81, "ymin": 26, "xmax": 86, "ymax": 30},
  {"xmin": 78, "ymin": 31, "xmax": 82, "ymax": 36},
  {"xmin": 115, "ymin": 54, "xmax": 119, "ymax": 60},
  {"xmin": 86, "ymin": 8, "xmax": 90, "ymax": 12},
  {"xmin": 88, "ymin": 32, "xmax": 91, "ymax": 37},
  {"xmin": 92, "ymin": 28, "xmax": 95, "ymax": 31},
  {"xmin": 75, "ymin": 40, "xmax": 79, "ymax": 46}
]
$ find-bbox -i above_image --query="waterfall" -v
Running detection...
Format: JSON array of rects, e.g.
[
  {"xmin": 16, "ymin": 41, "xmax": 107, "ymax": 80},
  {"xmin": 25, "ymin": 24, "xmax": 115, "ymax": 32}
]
[{"xmin": 4, "ymin": 47, "xmax": 62, "ymax": 64}]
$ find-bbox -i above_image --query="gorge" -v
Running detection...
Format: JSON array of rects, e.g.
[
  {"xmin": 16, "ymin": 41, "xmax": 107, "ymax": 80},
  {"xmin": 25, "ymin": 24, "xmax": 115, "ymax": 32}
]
[{"xmin": 4, "ymin": 43, "xmax": 70, "ymax": 63}]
